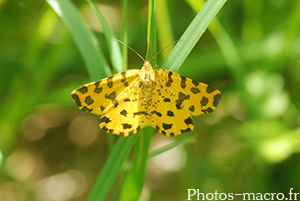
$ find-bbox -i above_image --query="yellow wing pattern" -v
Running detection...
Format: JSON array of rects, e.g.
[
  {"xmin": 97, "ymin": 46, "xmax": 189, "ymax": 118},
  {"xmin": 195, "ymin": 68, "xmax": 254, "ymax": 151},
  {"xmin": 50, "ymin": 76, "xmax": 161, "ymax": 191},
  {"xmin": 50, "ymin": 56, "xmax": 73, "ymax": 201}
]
[
  {"xmin": 71, "ymin": 62, "xmax": 221, "ymax": 137},
  {"xmin": 71, "ymin": 69, "xmax": 139, "ymax": 115},
  {"xmin": 149, "ymin": 69, "xmax": 221, "ymax": 136}
]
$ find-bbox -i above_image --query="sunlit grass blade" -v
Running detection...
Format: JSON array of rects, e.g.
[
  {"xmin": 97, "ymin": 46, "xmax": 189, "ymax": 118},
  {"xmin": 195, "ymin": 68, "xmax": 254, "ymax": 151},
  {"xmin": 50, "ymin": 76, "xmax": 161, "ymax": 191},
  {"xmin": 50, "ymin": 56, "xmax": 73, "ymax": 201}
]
[
  {"xmin": 146, "ymin": 0, "xmax": 157, "ymax": 64},
  {"xmin": 148, "ymin": 135, "xmax": 197, "ymax": 159},
  {"xmin": 87, "ymin": 135, "xmax": 138, "ymax": 201},
  {"xmin": 161, "ymin": 0, "xmax": 227, "ymax": 72},
  {"xmin": 0, "ymin": 150, "xmax": 3, "ymax": 166},
  {"xmin": 119, "ymin": 1, "xmax": 156, "ymax": 200},
  {"xmin": 47, "ymin": 0, "xmax": 111, "ymax": 80},
  {"xmin": 279, "ymin": 0, "xmax": 300, "ymax": 60},
  {"xmin": 122, "ymin": 0, "xmax": 128, "ymax": 71},
  {"xmin": 119, "ymin": 127, "xmax": 153, "ymax": 201},
  {"xmin": 186, "ymin": 0, "xmax": 244, "ymax": 87},
  {"xmin": 156, "ymin": 0, "xmax": 175, "ymax": 60},
  {"xmin": 87, "ymin": 0, "xmax": 123, "ymax": 73},
  {"xmin": 87, "ymin": 0, "xmax": 123, "ymax": 153},
  {"xmin": 86, "ymin": 1, "xmax": 149, "ymax": 200}
]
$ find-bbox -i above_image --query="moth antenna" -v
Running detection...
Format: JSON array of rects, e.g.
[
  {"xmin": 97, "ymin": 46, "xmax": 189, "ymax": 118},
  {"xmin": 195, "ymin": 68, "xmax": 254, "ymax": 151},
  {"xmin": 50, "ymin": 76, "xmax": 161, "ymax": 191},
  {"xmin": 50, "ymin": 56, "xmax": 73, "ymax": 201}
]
[
  {"xmin": 114, "ymin": 39, "xmax": 145, "ymax": 63},
  {"xmin": 149, "ymin": 40, "xmax": 179, "ymax": 63}
]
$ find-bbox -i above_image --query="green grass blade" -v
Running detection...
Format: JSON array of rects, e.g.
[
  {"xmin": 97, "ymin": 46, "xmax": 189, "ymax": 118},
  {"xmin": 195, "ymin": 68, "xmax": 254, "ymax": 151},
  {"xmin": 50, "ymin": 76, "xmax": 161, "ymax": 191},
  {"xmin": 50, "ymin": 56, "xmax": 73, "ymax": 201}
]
[
  {"xmin": 119, "ymin": 2, "xmax": 156, "ymax": 200},
  {"xmin": 87, "ymin": 135, "xmax": 138, "ymax": 201},
  {"xmin": 156, "ymin": 0, "xmax": 175, "ymax": 61},
  {"xmin": 0, "ymin": 150, "xmax": 3, "ymax": 166},
  {"xmin": 119, "ymin": 127, "xmax": 153, "ymax": 201},
  {"xmin": 186, "ymin": 0, "xmax": 244, "ymax": 87},
  {"xmin": 122, "ymin": 0, "xmax": 128, "ymax": 71},
  {"xmin": 161, "ymin": 0, "xmax": 227, "ymax": 72},
  {"xmin": 87, "ymin": 0, "xmax": 123, "ymax": 73},
  {"xmin": 86, "ymin": 0, "xmax": 122, "ymax": 158},
  {"xmin": 47, "ymin": 0, "xmax": 111, "ymax": 80},
  {"xmin": 280, "ymin": 0, "xmax": 300, "ymax": 60},
  {"xmin": 148, "ymin": 135, "xmax": 197, "ymax": 159},
  {"xmin": 146, "ymin": 0, "xmax": 157, "ymax": 63}
]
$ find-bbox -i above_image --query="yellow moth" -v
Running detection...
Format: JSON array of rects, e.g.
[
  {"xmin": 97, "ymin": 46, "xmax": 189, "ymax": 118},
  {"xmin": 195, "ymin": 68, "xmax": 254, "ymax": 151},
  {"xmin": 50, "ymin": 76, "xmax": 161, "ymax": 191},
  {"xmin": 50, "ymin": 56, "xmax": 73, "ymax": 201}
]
[{"xmin": 71, "ymin": 44, "xmax": 221, "ymax": 137}]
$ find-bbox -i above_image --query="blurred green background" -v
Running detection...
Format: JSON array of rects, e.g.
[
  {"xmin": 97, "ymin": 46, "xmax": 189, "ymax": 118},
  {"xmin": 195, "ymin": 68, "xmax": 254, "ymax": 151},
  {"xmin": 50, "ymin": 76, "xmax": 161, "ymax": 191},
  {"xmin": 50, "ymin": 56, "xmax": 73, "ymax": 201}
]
[{"xmin": 1, "ymin": 0, "xmax": 300, "ymax": 200}]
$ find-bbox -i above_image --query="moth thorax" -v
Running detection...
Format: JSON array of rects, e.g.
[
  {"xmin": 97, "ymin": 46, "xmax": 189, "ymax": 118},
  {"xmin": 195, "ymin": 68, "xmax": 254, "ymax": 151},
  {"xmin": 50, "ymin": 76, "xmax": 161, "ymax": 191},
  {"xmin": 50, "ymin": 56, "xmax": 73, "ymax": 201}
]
[
  {"xmin": 139, "ymin": 74, "xmax": 155, "ymax": 89},
  {"xmin": 139, "ymin": 66, "xmax": 155, "ymax": 84}
]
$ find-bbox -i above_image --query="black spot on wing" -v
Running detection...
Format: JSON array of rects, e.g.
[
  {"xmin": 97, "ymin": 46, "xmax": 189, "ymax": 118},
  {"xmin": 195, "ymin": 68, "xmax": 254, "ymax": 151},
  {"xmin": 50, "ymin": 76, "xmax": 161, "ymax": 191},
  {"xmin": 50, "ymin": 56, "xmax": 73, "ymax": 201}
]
[
  {"xmin": 124, "ymin": 98, "xmax": 131, "ymax": 102},
  {"xmin": 165, "ymin": 71, "xmax": 173, "ymax": 87},
  {"xmin": 151, "ymin": 110, "xmax": 162, "ymax": 117},
  {"xmin": 206, "ymin": 86, "xmax": 216, "ymax": 93},
  {"xmin": 100, "ymin": 116, "xmax": 111, "ymax": 123},
  {"xmin": 163, "ymin": 123, "xmax": 173, "ymax": 130},
  {"xmin": 102, "ymin": 126, "xmax": 108, "ymax": 132},
  {"xmin": 192, "ymin": 80, "xmax": 199, "ymax": 87},
  {"xmin": 94, "ymin": 82, "xmax": 103, "ymax": 93},
  {"xmin": 78, "ymin": 86, "xmax": 88, "ymax": 94},
  {"xmin": 189, "ymin": 105, "xmax": 195, "ymax": 112},
  {"xmin": 170, "ymin": 133, "xmax": 175, "ymax": 137},
  {"xmin": 163, "ymin": 98, "xmax": 171, "ymax": 102},
  {"xmin": 120, "ymin": 109, "xmax": 128, "ymax": 117},
  {"xmin": 122, "ymin": 123, "xmax": 132, "ymax": 129},
  {"xmin": 167, "ymin": 110, "xmax": 174, "ymax": 117},
  {"xmin": 121, "ymin": 71, "xmax": 126, "ymax": 83},
  {"xmin": 100, "ymin": 105, "xmax": 105, "ymax": 111},
  {"xmin": 85, "ymin": 96, "xmax": 94, "ymax": 105},
  {"xmin": 156, "ymin": 89, "xmax": 162, "ymax": 96},
  {"xmin": 200, "ymin": 97, "xmax": 209, "ymax": 107},
  {"xmin": 81, "ymin": 106, "xmax": 93, "ymax": 113},
  {"xmin": 113, "ymin": 100, "xmax": 119, "ymax": 108},
  {"xmin": 107, "ymin": 76, "xmax": 113, "ymax": 88},
  {"xmin": 180, "ymin": 76, "xmax": 187, "ymax": 89},
  {"xmin": 184, "ymin": 116, "xmax": 193, "ymax": 125},
  {"xmin": 94, "ymin": 87, "xmax": 103, "ymax": 93},
  {"xmin": 213, "ymin": 93, "xmax": 222, "ymax": 107},
  {"xmin": 71, "ymin": 94, "xmax": 82, "ymax": 107},
  {"xmin": 133, "ymin": 111, "xmax": 148, "ymax": 116},
  {"xmin": 176, "ymin": 92, "xmax": 190, "ymax": 109},
  {"xmin": 191, "ymin": 87, "xmax": 200, "ymax": 94},
  {"xmin": 105, "ymin": 91, "xmax": 116, "ymax": 100},
  {"xmin": 202, "ymin": 107, "xmax": 213, "ymax": 114},
  {"xmin": 180, "ymin": 128, "xmax": 192, "ymax": 133}
]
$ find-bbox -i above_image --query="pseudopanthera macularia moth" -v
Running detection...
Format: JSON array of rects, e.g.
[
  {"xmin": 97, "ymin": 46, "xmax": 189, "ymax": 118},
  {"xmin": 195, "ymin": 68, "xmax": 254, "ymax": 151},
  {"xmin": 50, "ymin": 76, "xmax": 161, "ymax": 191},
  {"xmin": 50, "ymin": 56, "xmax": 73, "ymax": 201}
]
[{"xmin": 71, "ymin": 61, "xmax": 221, "ymax": 137}]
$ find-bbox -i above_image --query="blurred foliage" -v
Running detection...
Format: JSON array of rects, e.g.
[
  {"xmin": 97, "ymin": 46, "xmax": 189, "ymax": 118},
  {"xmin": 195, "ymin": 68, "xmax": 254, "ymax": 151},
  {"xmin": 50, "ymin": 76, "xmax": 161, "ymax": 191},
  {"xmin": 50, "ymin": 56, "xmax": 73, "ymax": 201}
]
[{"xmin": 1, "ymin": 0, "xmax": 300, "ymax": 200}]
